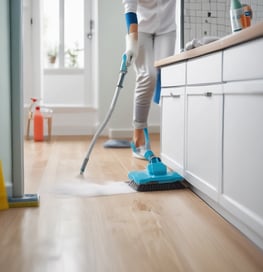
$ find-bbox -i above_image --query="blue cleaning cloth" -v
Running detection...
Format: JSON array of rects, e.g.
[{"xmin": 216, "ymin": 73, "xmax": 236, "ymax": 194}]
[{"xmin": 153, "ymin": 69, "xmax": 161, "ymax": 104}]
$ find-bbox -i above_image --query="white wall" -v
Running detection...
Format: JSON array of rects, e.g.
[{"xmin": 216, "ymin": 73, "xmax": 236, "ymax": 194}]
[
  {"xmin": 24, "ymin": 0, "xmax": 135, "ymax": 137},
  {"xmin": 96, "ymin": 0, "xmax": 134, "ymax": 138}
]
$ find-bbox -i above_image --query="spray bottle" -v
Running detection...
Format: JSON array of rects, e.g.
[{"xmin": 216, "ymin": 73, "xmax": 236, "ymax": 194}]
[
  {"xmin": 34, "ymin": 106, "xmax": 44, "ymax": 141},
  {"xmin": 230, "ymin": 0, "xmax": 244, "ymax": 32},
  {"xmin": 28, "ymin": 97, "xmax": 38, "ymax": 119}
]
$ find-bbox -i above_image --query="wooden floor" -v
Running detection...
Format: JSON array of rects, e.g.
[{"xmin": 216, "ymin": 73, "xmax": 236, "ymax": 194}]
[{"xmin": 1, "ymin": 135, "xmax": 263, "ymax": 272}]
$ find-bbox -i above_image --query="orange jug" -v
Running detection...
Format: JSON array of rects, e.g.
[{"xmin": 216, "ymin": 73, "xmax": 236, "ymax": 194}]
[{"xmin": 34, "ymin": 106, "xmax": 44, "ymax": 141}]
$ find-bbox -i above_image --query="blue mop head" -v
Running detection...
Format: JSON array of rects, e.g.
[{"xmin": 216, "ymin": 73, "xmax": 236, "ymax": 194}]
[{"xmin": 128, "ymin": 150, "xmax": 185, "ymax": 192}]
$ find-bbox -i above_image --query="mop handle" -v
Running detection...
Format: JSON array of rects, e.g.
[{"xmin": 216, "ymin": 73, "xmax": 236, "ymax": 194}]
[{"xmin": 80, "ymin": 55, "xmax": 128, "ymax": 174}]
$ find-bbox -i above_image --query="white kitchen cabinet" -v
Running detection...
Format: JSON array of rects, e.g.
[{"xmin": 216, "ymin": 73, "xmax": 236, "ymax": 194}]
[
  {"xmin": 157, "ymin": 32, "xmax": 263, "ymax": 249},
  {"xmin": 161, "ymin": 87, "xmax": 185, "ymax": 175},
  {"xmin": 185, "ymin": 85, "xmax": 223, "ymax": 201},
  {"xmin": 221, "ymin": 80, "xmax": 263, "ymax": 240}
]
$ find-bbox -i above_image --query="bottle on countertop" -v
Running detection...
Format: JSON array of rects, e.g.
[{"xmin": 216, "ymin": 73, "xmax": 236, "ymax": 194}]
[
  {"xmin": 230, "ymin": 0, "xmax": 244, "ymax": 32},
  {"xmin": 242, "ymin": 4, "xmax": 253, "ymax": 28},
  {"xmin": 34, "ymin": 106, "xmax": 44, "ymax": 141}
]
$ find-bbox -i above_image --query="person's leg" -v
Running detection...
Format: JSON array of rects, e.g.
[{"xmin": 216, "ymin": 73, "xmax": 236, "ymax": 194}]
[
  {"xmin": 154, "ymin": 31, "xmax": 176, "ymax": 61},
  {"xmin": 152, "ymin": 31, "xmax": 176, "ymax": 105},
  {"xmin": 132, "ymin": 32, "xmax": 155, "ymax": 149},
  {"xmin": 131, "ymin": 31, "xmax": 176, "ymax": 158}
]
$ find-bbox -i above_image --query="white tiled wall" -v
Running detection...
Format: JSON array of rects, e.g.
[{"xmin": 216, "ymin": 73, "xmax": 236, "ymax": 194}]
[{"xmin": 184, "ymin": 0, "xmax": 263, "ymax": 43}]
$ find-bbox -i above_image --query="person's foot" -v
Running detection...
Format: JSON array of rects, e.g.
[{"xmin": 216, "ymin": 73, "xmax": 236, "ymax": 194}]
[
  {"xmin": 133, "ymin": 128, "xmax": 145, "ymax": 147},
  {"xmin": 130, "ymin": 128, "xmax": 151, "ymax": 160},
  {"xmin": 130, "ymin": 142, "xmax": 147, "ymax": 159}
]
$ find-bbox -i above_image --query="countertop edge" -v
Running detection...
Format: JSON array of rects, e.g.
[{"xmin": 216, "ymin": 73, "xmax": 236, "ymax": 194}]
[{"xmin": 155, "ymin": 21, "xmax": 263, "ymax": 68}]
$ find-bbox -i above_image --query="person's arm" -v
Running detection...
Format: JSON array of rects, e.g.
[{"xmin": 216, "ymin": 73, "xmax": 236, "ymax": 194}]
[
  {"xmin": 125, "ymin": 12, "xmax": 138, "ymax": 34},
  {"xmin": 123, "ymin": 3, "xmax": 138, "ymax": 66}
]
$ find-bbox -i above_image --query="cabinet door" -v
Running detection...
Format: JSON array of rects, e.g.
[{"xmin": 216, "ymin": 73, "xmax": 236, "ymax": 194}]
[
  {"xmin": 161, "ymin": 87, "xmax": 185, "ymax": 174},
  {"xmin": 222, "ymin": 81, "xmax": 263, "ymax": 239},
  {"xmin": 185, "ymin": 85, "xmax": 223, "ymax": 201},
  {"xmin": 223, "ymin": 38, "xmax": 263, "ymax": 82}
]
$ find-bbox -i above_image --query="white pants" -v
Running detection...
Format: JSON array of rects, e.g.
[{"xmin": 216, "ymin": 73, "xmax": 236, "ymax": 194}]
[{"xmin": 133, "ymin": 31, "xmax": 176, "ymax": 129}]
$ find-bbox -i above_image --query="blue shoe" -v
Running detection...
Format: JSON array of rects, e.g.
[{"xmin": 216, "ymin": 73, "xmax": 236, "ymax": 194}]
[{"xmin": 130, "ymin": 128, "xmax": 151, "ymax": 160}]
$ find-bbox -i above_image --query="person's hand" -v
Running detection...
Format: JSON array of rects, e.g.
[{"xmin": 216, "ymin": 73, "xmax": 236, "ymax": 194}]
[{"xmin": 125, "ymin": 32, "xmax": 138, "ymax": 67}]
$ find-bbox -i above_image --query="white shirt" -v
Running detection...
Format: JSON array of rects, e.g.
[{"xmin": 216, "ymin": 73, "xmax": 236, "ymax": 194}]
[{"xmin": 123, "ymin": 0, "xmax": 176, "ymax": 34}]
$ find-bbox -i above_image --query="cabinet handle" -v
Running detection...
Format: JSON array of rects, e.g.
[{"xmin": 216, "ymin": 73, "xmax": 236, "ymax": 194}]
[
  {"xmin": 204, "ymin": 92, "xmax": 212, "ymax": 97},
  {"xmin": 170, "ymin": 93, "xmax": 181, "ymax": 98}
]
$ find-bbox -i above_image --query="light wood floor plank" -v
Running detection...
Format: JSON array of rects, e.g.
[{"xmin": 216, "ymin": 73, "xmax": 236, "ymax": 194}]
[{"xmin": 0, "ymin": 135, "xmax": 262, "ymax": 272}]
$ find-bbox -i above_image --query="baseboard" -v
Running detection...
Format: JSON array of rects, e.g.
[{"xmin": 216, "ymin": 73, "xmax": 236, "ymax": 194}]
[
  {"xmin": 25, "ymin": 125, "xmax": 160, "ymax": 137},
  {"xmin": 108, "ymin": 129, "xmax": 133, "ymax": 139},
  {"xmin": 52, "ymin": 125, "xmax": 98, "ymax": 136},
  {"xmin": 108, "ymin": 125, "xmax": 160, "ymax": 139}
]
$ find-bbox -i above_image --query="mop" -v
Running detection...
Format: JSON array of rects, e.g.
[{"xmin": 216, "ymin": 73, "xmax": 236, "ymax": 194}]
[
  {"xmin": 128, "ymin": 150, "xmax": 185, "ymax": 192},
  {"xmin": 80, "ymin": 54, "xmax": 128, "ymax": 174},
  {"xmin": 80, "ymin": 54, "xmax": 185, "ymax": 192}
]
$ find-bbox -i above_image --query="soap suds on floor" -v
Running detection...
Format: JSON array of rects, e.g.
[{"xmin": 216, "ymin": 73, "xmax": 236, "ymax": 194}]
[{"xmin": 51, "ymin": 181, "xmax": 136, "ymax": 197}]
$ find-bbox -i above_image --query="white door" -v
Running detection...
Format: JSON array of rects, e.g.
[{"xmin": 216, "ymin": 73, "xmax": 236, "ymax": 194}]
[{"xmin": 23, "ymin": 0, "xmax": 94, "ymax": 107}]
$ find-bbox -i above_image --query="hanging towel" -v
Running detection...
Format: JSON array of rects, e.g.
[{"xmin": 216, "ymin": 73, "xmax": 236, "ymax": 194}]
[{"xmin": 153, "ymin": 68, "xmax": 161, "ymax": 104}]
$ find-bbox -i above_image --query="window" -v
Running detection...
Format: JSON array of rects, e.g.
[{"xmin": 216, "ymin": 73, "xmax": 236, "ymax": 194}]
[{"xmin": 43, "ymin": 0, "xmax": 84, "ymax": 69}]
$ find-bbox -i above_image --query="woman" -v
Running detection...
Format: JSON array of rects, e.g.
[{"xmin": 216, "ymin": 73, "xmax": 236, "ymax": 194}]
[{"xmin": 123, "ymin": 0, "xmax": 177, "ymax": 159}]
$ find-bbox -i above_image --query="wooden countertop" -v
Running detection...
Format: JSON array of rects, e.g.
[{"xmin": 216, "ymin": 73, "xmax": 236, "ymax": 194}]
[{"xmin": 155, "ymin": 21, "xmax": 263, "ymax": 68}]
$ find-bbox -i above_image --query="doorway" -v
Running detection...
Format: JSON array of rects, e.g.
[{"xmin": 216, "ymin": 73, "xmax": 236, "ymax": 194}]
[{"xmin": 23, "ymin": 0, "xmax": 94, "ymax": 110}]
